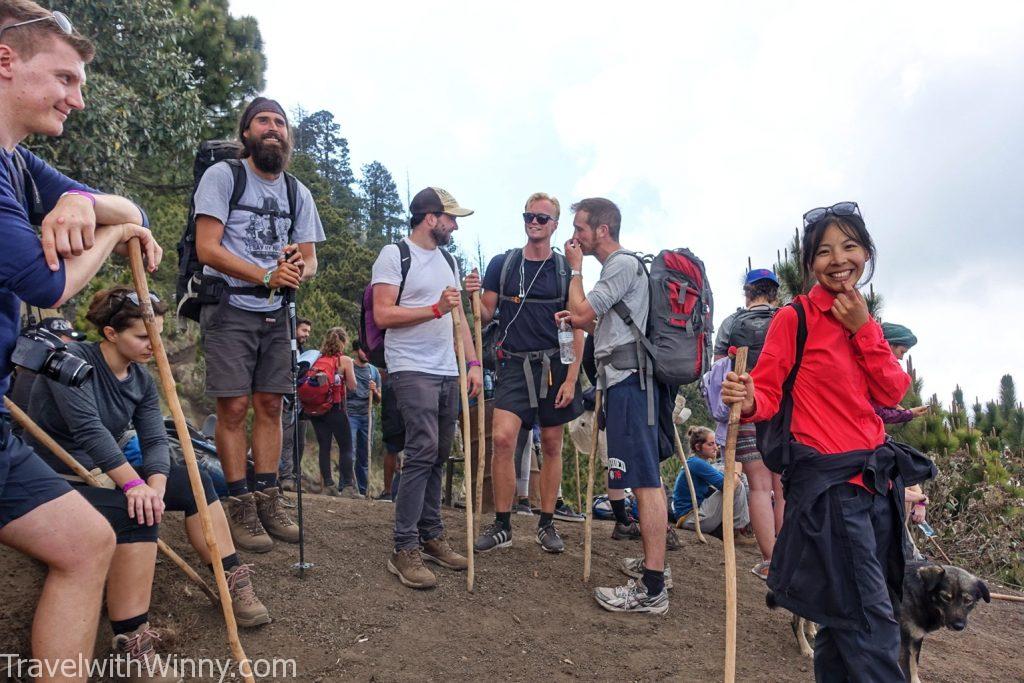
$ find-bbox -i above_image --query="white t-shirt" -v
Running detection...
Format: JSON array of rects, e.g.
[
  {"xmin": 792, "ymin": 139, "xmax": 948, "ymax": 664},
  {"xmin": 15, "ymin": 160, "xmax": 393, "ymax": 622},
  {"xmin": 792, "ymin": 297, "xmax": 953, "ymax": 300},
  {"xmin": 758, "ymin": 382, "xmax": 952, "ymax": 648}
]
[{"xmin": 370, "ymin": 238, "xmax": 461, "ymax": 376}]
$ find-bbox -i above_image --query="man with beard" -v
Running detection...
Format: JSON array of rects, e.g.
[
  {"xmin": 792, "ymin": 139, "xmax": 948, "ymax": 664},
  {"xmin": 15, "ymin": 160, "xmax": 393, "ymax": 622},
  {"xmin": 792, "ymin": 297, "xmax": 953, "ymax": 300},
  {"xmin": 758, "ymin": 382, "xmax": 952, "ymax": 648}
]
[
  {"xmin": 194, "ymin": 97, "xmax": 325, "ymax": 551},
  {"xmin": 474, "ymin": 192, "xmax": 583, "ymax": 556},
  {"xmin": 371, "ymin": 187, "xmax": 482, "ymax": 589}
]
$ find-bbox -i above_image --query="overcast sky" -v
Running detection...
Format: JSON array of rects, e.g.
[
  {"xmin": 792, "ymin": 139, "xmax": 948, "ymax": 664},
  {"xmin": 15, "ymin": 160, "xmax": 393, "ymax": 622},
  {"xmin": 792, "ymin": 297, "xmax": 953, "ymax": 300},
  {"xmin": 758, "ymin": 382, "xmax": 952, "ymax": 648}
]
[{"xmin": 234, "ymin": 0, "xmax": 1023, "ymax": 408}]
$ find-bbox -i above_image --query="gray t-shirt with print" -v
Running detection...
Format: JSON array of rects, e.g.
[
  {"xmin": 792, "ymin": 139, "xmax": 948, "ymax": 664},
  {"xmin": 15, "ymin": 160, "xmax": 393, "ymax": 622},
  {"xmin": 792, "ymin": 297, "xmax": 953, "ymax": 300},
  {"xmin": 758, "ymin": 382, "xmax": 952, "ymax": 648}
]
[
  {"xmin": 587, "ymin": 249, "xmax": 649, "ymax": 390},
  {"xmin": 193, "ymin": 159, "xmax": 326, "ymax": 312}
]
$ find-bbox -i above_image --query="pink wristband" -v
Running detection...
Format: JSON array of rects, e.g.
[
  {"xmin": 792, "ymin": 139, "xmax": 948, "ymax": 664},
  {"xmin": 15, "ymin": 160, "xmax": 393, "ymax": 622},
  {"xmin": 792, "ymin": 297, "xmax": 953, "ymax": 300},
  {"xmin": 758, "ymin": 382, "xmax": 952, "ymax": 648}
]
[
  {"xmin": 62, "ymin": 189, "xmax": 96, "ymax": 206},
  {"xmin": 467, "ymin": 360, "xmax": 481, "ymax": 369},
  {"xmin": 122, "ymin": 478, "xmax": 145, "ymax": 492}
]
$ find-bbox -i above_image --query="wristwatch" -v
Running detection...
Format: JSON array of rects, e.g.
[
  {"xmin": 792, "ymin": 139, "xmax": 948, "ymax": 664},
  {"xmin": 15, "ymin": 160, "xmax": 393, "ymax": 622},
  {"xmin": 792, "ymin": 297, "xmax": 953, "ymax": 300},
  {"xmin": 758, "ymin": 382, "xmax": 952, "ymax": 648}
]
[
  {"xmin": 571, "ymin": 270, "xmax": 583, "ymax": 278},
  {"xmin": 263, "ymin": 269, "xmax": 274, "ymax": 287}
]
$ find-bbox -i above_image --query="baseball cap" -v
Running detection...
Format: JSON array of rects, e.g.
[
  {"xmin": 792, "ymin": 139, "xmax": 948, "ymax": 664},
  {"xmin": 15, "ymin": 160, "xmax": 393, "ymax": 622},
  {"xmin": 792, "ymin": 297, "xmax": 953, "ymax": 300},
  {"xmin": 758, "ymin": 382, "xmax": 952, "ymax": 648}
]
[
  {"xmin": 409, "ymin": 187, "xmax": 473, "ymax": 217},
  {"xmin": 37, "ymin": 317, "xmax": 86, "ymax": 341},
  {"xmin": 745, "ymin": 268, "xmax": 778, "ymax": 286}
]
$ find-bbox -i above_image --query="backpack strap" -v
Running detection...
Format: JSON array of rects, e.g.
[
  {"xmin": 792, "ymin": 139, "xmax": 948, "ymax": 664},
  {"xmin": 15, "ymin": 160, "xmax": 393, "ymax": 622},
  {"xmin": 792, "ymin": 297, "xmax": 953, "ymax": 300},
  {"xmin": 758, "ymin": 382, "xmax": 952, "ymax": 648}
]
[
  {"xmin": 497, "ymin": 248, "xmax": 521, "ymax": 303},
  {"xmin": 554, "ymin": 251, "xmax": 568, "ymax": 306},
  {"xmin": 226, "ymin": 159, "xmax": 248, "ymax": 211},
  {"xmin": 283, "ymin": 172, "xmax": 299, "ymax": 244},
  {"xmin": 10, "ymin": 147, "xmax": 44, "ymax": 226},
  {"xmin": 395, "ymin": 239, "xmax": 412, "ymax": 306},
  {"xmin": 777, "ymin": 300, "xmax": 808, "ymax": 470},
  {"xmin": 603, "ymin": 251, "xmax": 657, "ymax": 424}
]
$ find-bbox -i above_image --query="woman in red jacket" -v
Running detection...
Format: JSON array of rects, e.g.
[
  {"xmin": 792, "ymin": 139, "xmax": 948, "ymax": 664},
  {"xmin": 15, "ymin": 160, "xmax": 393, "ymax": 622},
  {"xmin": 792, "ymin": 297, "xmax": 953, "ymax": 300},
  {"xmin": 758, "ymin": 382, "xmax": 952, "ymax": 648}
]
[
  {"xmin": 722, "ymin": 202, "xmax": 935, "ymax": 682},
  {"xmin": 308, "ymin": 327, "xmax": 358, "ymax": 497}
]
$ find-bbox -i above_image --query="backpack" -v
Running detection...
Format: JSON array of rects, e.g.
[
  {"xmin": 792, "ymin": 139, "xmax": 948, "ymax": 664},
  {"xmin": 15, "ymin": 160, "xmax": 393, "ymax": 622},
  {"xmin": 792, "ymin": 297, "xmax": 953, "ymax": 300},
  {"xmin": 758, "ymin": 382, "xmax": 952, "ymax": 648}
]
[
  {"xmin": 727, "ymin": 306, "xmax": 776, "ymax": 369},
  {"xmin": 359, "ymin": 240, "xmax": 458, "ymax": 369},
  {"xmin": 296, "ymin": 355, "xmax": 345, "ymax": 417},
  {"xmin": 175, "ymin": 140, "xmax": 299, "ymax": 324},
  {"xmin": 755, "ymin": 300, "xmax": 807, "ymax": 474}
]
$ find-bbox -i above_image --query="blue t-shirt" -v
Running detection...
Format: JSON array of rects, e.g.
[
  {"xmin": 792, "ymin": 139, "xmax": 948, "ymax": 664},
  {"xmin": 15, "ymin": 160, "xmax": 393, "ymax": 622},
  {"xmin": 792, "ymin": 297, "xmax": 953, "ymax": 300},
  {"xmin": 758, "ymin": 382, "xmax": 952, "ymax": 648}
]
[
  {"xmin": 483, "ymin": 249, "xmax": 568, "ymax": 353},
  {"xmin": 672, "ymin": 456, "xmax": 725, "ymax": 518}
]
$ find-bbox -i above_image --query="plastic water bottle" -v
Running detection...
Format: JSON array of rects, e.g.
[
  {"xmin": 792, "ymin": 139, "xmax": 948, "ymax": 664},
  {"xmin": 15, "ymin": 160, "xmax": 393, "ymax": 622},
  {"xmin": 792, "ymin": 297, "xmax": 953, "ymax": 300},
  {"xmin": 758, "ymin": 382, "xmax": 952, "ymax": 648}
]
[
  {"xmin": 559, "ymin": 319, "xmax": 576, "ymax": 365},
  {"xmin": 484, "ymin": 371, "xmax": 494, "ymax": 399}
]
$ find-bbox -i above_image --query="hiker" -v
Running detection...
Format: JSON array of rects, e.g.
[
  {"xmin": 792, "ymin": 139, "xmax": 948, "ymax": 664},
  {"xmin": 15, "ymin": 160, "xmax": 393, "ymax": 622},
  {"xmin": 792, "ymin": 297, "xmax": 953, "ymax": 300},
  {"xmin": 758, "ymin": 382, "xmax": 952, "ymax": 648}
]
[
  {"xmin": 711, "ymin": 268, "xmax": 785, "ymax": 581},
  {"xmin": 27, "ymin": 288, "xmax": 269, "ymax": 657},
  {"xmin": 372, "ymin": 187, "xmax": 480, "ymax": 589},
  {"xmin": 193, "ymin": 97, "xmax": 326, "ymax": 551},
  {"xmin": 305, "ymin": 326, "xmax": 358, "ymax": 497},
  {"xmin": 672, "ymin": 426, "xmax": 750, "ymax": 535},
  {"xmin": 721, "ymin": 201, "xmax": 936, "ymax": 681},
  {"xmin": 350, "ymin": 340, "xmax": 382, "ymax": 496},
  {"xmin": 875, "ymin": 322, "xmax": 929, "ymax": 425},
  {"xmin": 280, "ymin": 316, "xmax": 312, "ymax": 491},
  {"xmin": 0, "ymin": 4, "xmax": 165, "ymax": 677},
  {"xmin": 474, "ymin": 193, "xmax": 584, "ymax": 555},
  {"xmin": 557, "ymin": 197, "xmax": 669, "ymax": 614}
]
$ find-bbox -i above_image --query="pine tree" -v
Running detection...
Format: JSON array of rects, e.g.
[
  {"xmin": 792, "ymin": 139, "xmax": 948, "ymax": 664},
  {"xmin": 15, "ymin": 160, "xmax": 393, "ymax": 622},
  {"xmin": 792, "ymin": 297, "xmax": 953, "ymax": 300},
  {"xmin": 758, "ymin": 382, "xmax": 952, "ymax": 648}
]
[
  {"xmin": 999, "ymin": 374, "xmax": 1017, "ymax": 420},
  {"xmin": 358, "ymin": 161, "xmax": 405, "ymax": 247},
  {"xmin": 294, "ymin": 110, "xmax": 361, "ymax": 220}
]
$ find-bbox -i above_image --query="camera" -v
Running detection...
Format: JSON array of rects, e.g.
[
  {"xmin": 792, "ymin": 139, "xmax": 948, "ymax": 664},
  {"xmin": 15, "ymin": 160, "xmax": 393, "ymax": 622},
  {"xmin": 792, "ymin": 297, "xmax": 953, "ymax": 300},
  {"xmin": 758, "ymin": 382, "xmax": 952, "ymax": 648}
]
[{"xmin": 11, "ymin": 329, "xmax": 93, "ymax": 387}]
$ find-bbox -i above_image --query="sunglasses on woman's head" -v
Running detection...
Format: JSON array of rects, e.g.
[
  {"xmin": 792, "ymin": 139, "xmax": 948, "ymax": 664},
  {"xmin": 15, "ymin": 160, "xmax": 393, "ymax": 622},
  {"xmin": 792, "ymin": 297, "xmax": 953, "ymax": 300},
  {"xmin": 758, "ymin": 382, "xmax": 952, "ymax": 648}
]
[
  {"xmin": 523, "ymin": 212, "xmax": 555, "ymax": 226},
  {"xmin": 0, "ymin": 10, "xmax": 73, "ymax": 41},
  {"xmin": 802, "ymin": 201, "xmax": 860, "ymax": 228},
  {"xmin": 107, "ymin": 291, "xmax": 161, "ymax": 323}
]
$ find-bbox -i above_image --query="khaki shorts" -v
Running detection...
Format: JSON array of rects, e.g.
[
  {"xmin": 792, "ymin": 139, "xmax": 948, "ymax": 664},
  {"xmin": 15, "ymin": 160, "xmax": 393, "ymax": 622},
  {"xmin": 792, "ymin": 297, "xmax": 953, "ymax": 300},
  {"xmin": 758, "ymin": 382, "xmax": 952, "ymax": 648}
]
[{"xmin": 201, "ymin": 300, "xmax": 293, "ymax": 397}]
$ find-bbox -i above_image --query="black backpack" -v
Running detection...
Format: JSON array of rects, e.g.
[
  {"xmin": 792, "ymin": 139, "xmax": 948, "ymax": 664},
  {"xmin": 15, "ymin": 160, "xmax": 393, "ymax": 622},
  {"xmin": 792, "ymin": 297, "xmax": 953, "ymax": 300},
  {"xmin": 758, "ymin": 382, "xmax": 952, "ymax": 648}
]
[
  {"xmin": 175, "ymin": 140, "xmax": 299, "ymax": 323},
  {"xmin": 727, "ymin": 306, "xmax": 775, "ymax": 369},
  {"xmin": 755, "ymin": 300, "xmax": 807, "ymax": 474}
]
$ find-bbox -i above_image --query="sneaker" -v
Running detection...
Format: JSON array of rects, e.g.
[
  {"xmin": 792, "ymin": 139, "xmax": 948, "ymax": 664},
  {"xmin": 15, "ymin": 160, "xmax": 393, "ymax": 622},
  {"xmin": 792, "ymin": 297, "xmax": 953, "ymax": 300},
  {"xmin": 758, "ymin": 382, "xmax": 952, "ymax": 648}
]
[
  {"xmin": 554, "ymin": 501, "xmax": 585, "ymax": 523},
  {"xmin": 665, "ymin": 525, "xmax": 681, "ymax": 552},
  {"xmin": 512, "ymin": 499, "xmax": 533, "ymax": 515},
  {"xmin": 611, "ymin": 520, "xmax": 641, "ymax": 540},
  {"xmin": 474, "ymin": 522, "xmax": 512, "ymax": 553},
  {"xmin": 536, "ymin": 523, "xmax": 565, "ymax": 553},
  {"xmin": 619, "ymin": 556, "xmax": 674, "ymax": 590},
  {"xmin": 388, "ymin": 548, "xmax": 436, "ymax": 589},
  {"xmin": 421, "ymin": 535, "xmax": 468, "ymax": 570},
  {"xmin": 226, "ymin": 493, "xmax": 273, "ymax": 553},
  {"xmin": 751, "ymin": 560, "xmax": 770, "ymax": 581},
  {"xmin": 375, "ymin": 491, "xmax": 393, "ymax": 503},
  {"xmin": 594, "ymin": 579, "xmax": 669, "ymax": 615},
  {"xmin": 110, "ymin": 622, "xmax": 182, "ymax": 682},
  {"xmin": 735, "ymin": 528, "xmax": 758, "ymax": 547},
  {"xmin": 254, "ymin": 487, "xmax": 300, "ymax": 543},
  {"xmin": 225, "ymin": 563, "xmax": 270, "ymax": 628}
]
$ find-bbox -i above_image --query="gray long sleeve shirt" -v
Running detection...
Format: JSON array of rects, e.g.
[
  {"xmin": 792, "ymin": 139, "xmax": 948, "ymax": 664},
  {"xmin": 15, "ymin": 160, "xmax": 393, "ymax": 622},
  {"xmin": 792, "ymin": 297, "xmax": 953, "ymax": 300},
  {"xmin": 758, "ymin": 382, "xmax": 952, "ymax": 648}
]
[{"xmin": 27, "ymin": 341, "xmax": 170, "ymax": 478}]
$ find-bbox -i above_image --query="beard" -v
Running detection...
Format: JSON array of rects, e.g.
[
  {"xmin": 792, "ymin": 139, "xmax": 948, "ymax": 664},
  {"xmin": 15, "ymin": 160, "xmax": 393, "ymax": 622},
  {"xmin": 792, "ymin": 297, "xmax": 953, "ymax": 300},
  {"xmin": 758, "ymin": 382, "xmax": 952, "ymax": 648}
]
[
  {"xmin": 245, "ymin": 132, "xmax": 292, "ymax": 174},
  {"xmin": 430, "ymin": 225, "xmax": 453, "ymax": 246}
]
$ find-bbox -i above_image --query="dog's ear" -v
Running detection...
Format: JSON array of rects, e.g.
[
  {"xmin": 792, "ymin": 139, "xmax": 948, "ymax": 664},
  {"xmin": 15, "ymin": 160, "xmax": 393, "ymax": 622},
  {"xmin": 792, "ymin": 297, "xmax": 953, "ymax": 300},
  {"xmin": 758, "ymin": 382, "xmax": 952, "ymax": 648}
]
[
  {"xmin": 975, "ymin": 579, "xmax": 991, "ymax": 603},
  {"xmin": 918, "ymin": 564, "xmax": 946, "ymax": 592}
]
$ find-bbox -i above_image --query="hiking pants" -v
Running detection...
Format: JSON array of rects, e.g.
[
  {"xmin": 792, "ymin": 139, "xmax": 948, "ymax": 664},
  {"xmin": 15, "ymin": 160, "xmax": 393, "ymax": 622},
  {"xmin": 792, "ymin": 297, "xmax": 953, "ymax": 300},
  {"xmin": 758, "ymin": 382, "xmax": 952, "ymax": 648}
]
[{"xmin": 310, "ymin": 404, "xmax": 354, "ymax": 488}]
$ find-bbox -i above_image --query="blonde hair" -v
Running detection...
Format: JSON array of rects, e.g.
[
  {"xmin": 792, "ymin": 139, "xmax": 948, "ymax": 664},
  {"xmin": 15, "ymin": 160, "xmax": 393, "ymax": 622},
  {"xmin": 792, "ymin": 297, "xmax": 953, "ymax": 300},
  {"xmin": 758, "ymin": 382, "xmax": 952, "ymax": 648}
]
[
  {"xmin": 686, "ymin": 425, "xmax": 714, "ymax": 454},
  {"xmin": 524, "ymin": 192, "xmax": 560, "ymax": 220},
  {"xmin": 0, "ymin": 1, "xmax": 94, "ymax": 61},
  {"xmin": 320, "ymin": 326, "xmax": 349, "ymax": 357}
]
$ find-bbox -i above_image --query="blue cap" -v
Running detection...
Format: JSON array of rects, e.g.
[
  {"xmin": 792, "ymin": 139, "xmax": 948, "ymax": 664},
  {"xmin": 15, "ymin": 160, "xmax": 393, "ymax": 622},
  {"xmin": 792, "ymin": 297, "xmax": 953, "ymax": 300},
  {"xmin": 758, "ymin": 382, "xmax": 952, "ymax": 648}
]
[{"xmin": 745, "ymin": 268, "xmax": 778, "ymax": 286}]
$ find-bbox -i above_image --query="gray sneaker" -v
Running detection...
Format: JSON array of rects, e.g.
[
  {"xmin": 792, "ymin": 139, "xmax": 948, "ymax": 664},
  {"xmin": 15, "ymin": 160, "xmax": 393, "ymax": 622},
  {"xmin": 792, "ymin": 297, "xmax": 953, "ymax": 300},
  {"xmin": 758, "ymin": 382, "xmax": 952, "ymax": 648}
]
[
  {"xmin": 474, "ymin": 522, "xmax": 512, "ymax": 553},
  {"xmin": 536, "ymin": 523, "xmax": 564, "ymax": 553},
  {"xmin": 512, "ymin": 499, "xmax": 533, "ymax": 516},
  {"xmin": 611, "ymin": 520, "xmax": 641, "ymax": 540},
  {"xmin": 619, "ymin": 556, "xmax": 673, "ymax": 590},
  {"xmin": 554, "ymin": 501, "xmax": 585, "ymax": 523},
  {"xmin": 594, "ymin": 579, "xmax": 669, "ymax": 614}
]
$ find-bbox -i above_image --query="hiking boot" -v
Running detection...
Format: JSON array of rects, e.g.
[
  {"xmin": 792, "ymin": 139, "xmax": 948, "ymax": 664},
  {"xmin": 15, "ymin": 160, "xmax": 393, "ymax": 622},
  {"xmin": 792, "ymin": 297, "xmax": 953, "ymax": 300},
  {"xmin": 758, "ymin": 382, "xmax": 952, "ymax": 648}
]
[
  {"xmin": 666, "ymin": 525, "xmax": 681, "ymax": 551},
  {"xmin": 226, "ymin": 493, "xmax": 273, "ymax": 553},
  {"xmin": 254, "ymin": 487, "xmax": 300, "ymax": 543},
  {"xmin": 339, "ymin": 485, "xmax": 363, "ymax": 499},
  {"xmin": 554, "ymin": 500, "xmax": 585, "ymax": 523},
  {"xmin": 620, "ymin": 556, "xmax": 674, "ymax": 590},
  {"xmin": 110, "ymin": 622, "xmax": 182, "ymax": 682},
  {"xmin": 735, "ymin": 528, "xmax": 758, "ymax": 547},
  {"xmin": 280, "ymin": 478, "xmax": 296, "ymax": 493},
  {"xmin": 421, "ymin": 535, "xmax": 468, "ymax": 570},
  {"xmin": 594, "ymin": 580, "xmax": 670, "ymax": 615},
  {"xmin": 611, "ymin": 520, "xmax": 641, "ymax": 540},
  {"xmin": 512, "ymin": 498, "xmax": 533, "ymax": 515},
  {"xmin": 536, "ymin": 523, "xmax": 565, "ymax": 553},
  {"xmin": 474, "ymin": 522, "xmax": 513, "ymax": 553},
  {"xmin": 388, "ymin": 548, "xmax": 436, "ymax": 589},
  {"xmin": 279, "ymin": 492, "xmax": 296, "ymax": 509},
  {"xmin": 226, "ymin": 563, "xmax": 270, "ymax": 628},
  {"xmin": 324, "ymin": 484, "xmax": 341, "ymax": 497}
]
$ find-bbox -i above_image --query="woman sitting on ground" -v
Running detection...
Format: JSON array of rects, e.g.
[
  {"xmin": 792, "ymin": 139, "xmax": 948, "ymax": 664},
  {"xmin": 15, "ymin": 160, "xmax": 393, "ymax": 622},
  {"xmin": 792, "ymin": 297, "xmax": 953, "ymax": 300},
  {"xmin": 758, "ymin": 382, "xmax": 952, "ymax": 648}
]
[
  {"xmin": 26, "ymin": 287, "xmax": 269, "ymax": 674},
  {"xmin": 671, "ymin": 426, "xmax": 750, "ymax": 537},
  {"xmin": 307, "ymin": 326, "xmax": 358, "ymax": 497}
]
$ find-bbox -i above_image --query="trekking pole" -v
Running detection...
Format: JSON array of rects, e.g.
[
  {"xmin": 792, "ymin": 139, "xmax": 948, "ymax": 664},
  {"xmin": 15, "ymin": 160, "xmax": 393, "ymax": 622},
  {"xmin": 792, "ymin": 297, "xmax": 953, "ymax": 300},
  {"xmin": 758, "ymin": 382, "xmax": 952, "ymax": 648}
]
[
  {"xmin": 721, "ymin": 346, "xmax": 749, "ymax": 683},
  {"xmin": 3, "ymin": 397, "xmax": 219, "ymax": 606},
  {"xmin": 582, "ymin": 389, "xmax": 603, "ymax": 583},
  {"xmin": 471, "ymin": 287, "xmax": 486, "ymax": 533},
  {"xmin": 366, "ymin": 389, "xmax": 374, "ymax": 500},
  {"xmin": 280, "ymin": 285, "xmax": 311, "ymax": 574},
  {"xmin": 451, "ymin": 303, "xmax": 476, "ymax": 592},
  {"xmin": 127, "ymin": 239, "xmax": 255, "ymax": 683},
  {"xmin": 672, "ymin": 425, "xmax": 707, "ymax": 544}
]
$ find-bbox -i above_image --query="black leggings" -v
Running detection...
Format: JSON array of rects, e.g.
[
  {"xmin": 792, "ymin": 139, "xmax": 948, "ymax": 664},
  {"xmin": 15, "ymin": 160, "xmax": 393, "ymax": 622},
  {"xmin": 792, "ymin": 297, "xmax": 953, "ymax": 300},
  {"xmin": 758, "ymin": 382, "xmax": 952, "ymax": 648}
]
[{"xmin": 310, "ymin": 404, "xmax": 354, "ymax": 487}]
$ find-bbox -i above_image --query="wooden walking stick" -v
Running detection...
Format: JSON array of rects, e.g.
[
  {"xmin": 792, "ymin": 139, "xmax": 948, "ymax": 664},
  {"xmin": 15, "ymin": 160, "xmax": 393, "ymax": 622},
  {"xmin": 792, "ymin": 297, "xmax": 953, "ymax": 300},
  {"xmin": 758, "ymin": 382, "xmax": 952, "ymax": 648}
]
[
  {"xmin": 722, "ymin": 346, "xmax": 749, "ymax": 683},
  {"xmin": 127, "ymin": 239, "xmax": 255, "ymax": 683},
  {"xmin": 471, "ymin": 289, "xmax": 486, "ymax": 533},
  {"xmin": 582, "ymin": 388, "xmax": 603, "ymax": 583},
  {"xmin": 366, "ymin": 388, "xmax": 374, "ymax": 499},
  {"xmin": 3, "ymin": 397, "xmax": 219, "ymax": 606},
  {"xmin": 672, "ymin": 425, "xmax": 707, "ymax": 544},
  {"xmin": 451, "ymin": 303, "xmax": 476, "ymax": 592}
]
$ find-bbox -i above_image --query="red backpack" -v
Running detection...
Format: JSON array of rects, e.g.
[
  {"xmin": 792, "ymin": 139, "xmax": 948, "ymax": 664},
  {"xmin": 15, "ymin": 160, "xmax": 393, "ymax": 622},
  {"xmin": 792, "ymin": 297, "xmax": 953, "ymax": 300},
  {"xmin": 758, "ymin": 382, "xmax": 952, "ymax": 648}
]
[{"xmin": 297, "ymin": 355, "xmax": 345, "ymax": 417}]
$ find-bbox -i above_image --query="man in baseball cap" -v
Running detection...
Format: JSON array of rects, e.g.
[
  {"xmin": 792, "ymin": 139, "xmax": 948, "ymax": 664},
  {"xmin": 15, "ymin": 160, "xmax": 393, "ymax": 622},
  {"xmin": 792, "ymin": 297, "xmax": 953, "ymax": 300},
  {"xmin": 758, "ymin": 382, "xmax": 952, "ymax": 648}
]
[
  {"xmin": 744, "ymin": 268, "xmax": 778, "ymax": 286},
  {"xmin": 36, "ymin": 316, "xmax": 86, "ymax": 342},
  {"xmin": 408, "ymin": 187, "xmax": 474, "ymax": 220}
]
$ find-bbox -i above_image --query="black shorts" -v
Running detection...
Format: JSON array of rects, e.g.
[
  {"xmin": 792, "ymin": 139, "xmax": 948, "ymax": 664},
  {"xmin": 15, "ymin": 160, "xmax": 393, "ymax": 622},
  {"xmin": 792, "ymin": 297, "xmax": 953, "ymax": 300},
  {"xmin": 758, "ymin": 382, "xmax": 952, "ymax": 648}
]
[
  {"xmin": 494, "ymin": 352, "xmax": 583, "ymax": 428},
  {"xmin": 380, "ymin": 381, "xmax": 405, "ymax": 453},
  {"xmin": 0, "ymin": 428, "xmax": 73, "ymax": 529}
]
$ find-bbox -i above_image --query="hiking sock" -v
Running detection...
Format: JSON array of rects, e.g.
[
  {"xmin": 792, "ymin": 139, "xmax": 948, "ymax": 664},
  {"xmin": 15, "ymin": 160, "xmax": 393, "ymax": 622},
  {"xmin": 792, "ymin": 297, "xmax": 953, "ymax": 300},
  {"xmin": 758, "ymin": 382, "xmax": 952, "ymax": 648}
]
[
  {"xmin": 555, "ymin": 497, "xmax": 565, "ymax": 509},
  {"xmin": 227, "ymin": 478, "xmax": 249, "ymax": 497},
  {"xmin": 538, "ymin": 512, "xmax": 554, "ymax": 529},
  {"xmin": 111, "ymin": 613, "xmax": 149, "ymax": 636},
  {"xmin": 253, "ymin": 473, "xmax": 278, "ymax": 492},
  {"xmin": 222, "ymin": 553, "xmax": 241, "ymax": 571},
  {"xmin": 496, "ymin": 511, "xmax": 512, "ymax": 531},
  {"xmin": 641, "ymin": 568, "xmax": 665, "ymax": 596},
  {"xmin": 611, "ymin": 499, "xmax": 630, "ymax": 525}
]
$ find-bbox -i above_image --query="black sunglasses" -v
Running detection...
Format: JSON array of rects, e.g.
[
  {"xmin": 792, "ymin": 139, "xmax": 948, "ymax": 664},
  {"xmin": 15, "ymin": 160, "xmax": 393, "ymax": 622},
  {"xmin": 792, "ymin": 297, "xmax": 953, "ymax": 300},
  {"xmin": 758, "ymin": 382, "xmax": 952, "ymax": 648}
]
[
  {"xmin": 107, "ymin": 291, "xmax": 160, "ymax": 324},
  {"xmin": 523, "ymin": 212, "xmax": 556, "ymax": 226},
  {"xmin": 0, "ymin": 11, "xmax": 73, "ymax": 41},
  {"xmin": 802, "ymin": 201, "xmax": 860, "ymax": 228}
]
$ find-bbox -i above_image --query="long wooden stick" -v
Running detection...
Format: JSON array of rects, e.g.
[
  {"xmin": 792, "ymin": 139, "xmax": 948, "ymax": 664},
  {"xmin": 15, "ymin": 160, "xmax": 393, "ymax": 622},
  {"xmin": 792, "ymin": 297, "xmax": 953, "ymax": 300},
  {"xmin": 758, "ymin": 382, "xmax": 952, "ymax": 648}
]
[
  {"xmin": 471, "ymin": 291, "xmax": 486, "ymax": 533},
  {"xmin": 583, "ymin": 389, "xmax": 603, "ymax": 583},
  {"xmin": 366, "ymin": 389, "xmax": 373, "ymax": 500},
  {"xmin": 451, "ymin": 305, "xmax": 475, "ymax": 592},
  {"xmin": 722, "ymin": 347, "xmax": 748, "ymax": 683},
  {"xmin": 128, "ymin": 240, "xmax": 254, "ymax": 683},
  {"xmin": 991, "ymin": 592, "xmax": 1024, "ymax": 603},
  {"xmin": 672, "ymin": 425, "xmax": 707, "ymax": 544},
  {"xmin": 4, "ymin": 397, "xmax": 218, "ymax": 606}
]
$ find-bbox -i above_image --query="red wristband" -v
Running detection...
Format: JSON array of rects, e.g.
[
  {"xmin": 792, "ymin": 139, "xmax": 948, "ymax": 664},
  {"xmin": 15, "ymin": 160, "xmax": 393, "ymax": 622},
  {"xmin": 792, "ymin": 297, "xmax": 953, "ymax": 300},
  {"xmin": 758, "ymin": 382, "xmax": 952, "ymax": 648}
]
[
  {"xmin": 122, "ymin": 478, "xmax": 145, "ymax": 492},
  {"xmin": 432, "ymin": 303, "xmax": 442, "ymax": 319}
]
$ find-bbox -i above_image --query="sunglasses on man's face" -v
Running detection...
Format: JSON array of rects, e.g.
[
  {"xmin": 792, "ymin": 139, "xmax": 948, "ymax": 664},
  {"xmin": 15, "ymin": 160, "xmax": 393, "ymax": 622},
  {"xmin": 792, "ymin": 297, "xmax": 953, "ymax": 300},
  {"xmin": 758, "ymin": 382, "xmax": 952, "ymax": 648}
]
[
  {"xmin": 0, "ymin": 10, "xmax": 73, "ymax": 42},
  {"xmin": 802, "ymin": 201, "xmax": 860, "ymax": 228},
  {"xmin": 523, "ymin": 212, "xmax": 556, "ymax": 226}
]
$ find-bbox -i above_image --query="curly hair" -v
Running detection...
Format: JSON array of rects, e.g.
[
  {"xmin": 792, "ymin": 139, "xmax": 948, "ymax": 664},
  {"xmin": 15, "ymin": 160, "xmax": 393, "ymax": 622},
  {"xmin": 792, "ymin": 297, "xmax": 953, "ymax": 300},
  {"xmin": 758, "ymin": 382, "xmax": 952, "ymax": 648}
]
[{"xmin": 320, "ymin": 326, "xmax": 349, "ymax": 357}]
